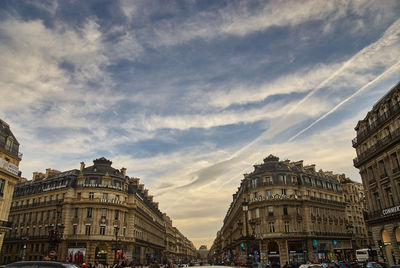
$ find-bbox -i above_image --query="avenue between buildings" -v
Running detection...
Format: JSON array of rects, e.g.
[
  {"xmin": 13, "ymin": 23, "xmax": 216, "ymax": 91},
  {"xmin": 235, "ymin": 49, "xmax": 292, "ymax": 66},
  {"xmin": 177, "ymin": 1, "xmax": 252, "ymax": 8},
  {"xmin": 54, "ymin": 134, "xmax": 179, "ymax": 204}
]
[{"xmin": 1, "ymin": 81, "xmax": 400, "ymax": 267}]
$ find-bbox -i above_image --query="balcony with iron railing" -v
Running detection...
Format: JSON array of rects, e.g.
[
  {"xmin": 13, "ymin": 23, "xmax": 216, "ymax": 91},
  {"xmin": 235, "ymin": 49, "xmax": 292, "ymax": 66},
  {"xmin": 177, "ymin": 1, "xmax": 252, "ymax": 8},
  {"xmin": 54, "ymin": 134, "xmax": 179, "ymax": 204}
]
[
  {"xmin": 10, "ymin": 199, "xmax": 63, "ymax": 211},
  {"xmin": 309, "ymin": 196, "xmax": 347, "ymax": 206},
  {"xmin": 0, "ymin": 220, "xmax": 12, "ymax": 228},
  {"xmin": 0, "ymin": 140, "xmax": 23, "ymax": 159},
  {"xmin": 352, "ymin": 101, "xmax": 400, "ymax": 147},
  {"xmin": 354, "ymin": 127, "xmax": 400, "ymax": 167}
]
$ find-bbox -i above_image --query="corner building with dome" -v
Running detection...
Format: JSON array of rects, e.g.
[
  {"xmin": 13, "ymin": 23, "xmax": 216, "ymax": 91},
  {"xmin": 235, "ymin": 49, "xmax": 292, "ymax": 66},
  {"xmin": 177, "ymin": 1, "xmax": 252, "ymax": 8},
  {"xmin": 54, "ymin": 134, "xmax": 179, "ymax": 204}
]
[
  {"xmin": 1, "ymin": 157, "xmax": 196, "ymax": 265},
  {"xmin": 211, "ymin": 155, "xmax": 361, "ymax": 266}
]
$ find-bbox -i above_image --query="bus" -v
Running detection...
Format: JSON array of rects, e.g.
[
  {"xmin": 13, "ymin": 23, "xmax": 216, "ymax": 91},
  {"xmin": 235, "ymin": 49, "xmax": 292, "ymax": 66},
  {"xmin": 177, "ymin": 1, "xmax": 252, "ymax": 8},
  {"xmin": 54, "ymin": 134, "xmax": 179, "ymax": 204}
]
[{"xmin": 356, "ymin": 248, "xmax": 369, "ymax": 263}]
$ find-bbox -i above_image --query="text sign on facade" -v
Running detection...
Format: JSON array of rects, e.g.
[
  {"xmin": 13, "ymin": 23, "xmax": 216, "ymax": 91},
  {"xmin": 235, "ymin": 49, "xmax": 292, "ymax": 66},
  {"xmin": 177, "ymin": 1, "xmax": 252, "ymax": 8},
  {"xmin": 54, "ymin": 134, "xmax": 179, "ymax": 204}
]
[
  {"xmin": 0, "ymin": 158, "xmax": 19, "ymax": 176},
  {"xmin": 382, "ymin": 205, "xmax": 400, "ymax": 216}
]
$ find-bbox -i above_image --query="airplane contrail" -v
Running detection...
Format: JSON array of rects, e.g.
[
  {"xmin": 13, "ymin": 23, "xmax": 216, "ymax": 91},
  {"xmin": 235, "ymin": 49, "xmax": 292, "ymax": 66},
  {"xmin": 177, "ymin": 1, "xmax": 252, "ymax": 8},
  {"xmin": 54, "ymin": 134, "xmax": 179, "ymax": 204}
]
[{"xmin": 288, "ymin": 60, "xmax": 400, "ymax": 142}]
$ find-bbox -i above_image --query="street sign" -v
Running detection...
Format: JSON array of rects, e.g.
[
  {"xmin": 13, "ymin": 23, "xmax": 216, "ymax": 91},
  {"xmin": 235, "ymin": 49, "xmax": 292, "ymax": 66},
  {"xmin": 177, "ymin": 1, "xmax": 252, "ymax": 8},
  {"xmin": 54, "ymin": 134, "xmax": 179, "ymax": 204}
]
[{"xmin": 49, "ymin": 251, "xmax": 56, "ymax": 258}]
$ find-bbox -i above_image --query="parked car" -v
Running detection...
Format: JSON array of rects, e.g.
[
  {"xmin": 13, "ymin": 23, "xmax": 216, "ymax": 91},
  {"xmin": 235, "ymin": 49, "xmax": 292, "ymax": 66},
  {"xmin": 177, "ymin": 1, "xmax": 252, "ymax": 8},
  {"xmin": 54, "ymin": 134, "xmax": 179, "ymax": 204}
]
[
  {"xmin": 366, "ymin": 262, "xmax": 384, "ymax": 268},
  {"xmin": 5, "ymin": 262, "xmax": 79, "ymax": 268},
  {"xmin": 378, "ymin": 263, "xmax": 389, "ymax": 268},
  {"xmin": 322, "ymin": 263, "xmax": 337, "ymax": 268},
  {"xmin": 299, "ymin": 264, "xmax": 324, "ymax": 268}
]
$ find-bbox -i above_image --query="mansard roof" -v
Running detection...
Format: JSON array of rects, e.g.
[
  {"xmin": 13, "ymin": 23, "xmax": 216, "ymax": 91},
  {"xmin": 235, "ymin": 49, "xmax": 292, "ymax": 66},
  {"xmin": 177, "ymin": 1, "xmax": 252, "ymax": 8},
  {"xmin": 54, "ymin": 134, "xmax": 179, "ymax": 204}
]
[{"xmin": 0, "ymin": 119, "xmax": 19, "ymax": 145}]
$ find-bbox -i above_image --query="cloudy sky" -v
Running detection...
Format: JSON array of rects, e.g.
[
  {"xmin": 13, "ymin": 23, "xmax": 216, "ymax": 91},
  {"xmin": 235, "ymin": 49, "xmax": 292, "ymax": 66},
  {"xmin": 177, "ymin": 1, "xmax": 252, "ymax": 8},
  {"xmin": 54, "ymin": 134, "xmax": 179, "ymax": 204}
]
[{"xmin": 1, "ymin": 0, "xmax": 400, "ymax": 248}]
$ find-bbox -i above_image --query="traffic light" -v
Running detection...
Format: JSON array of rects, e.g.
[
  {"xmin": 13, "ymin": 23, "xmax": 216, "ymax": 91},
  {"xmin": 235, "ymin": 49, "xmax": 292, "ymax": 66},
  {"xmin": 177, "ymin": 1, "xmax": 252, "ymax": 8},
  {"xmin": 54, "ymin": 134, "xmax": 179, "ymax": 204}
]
[
  {"xmin": 378, "ymin": 240, "xmax": 383, "ymax": 249},
  {"xmin": 240, "ymin": 242, "xmax": 245, "ymax": 248},
  {"xmin": 49, "ymin": 230, "xmax": 58, "ymax": 242}
]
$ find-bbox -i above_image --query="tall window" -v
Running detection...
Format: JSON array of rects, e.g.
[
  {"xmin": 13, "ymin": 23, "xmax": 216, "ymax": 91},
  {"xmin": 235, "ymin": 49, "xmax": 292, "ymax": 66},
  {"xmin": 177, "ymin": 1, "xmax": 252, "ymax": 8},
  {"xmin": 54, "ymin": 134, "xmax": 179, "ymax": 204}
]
[
  {"xmin": 283, "ymin": 205, "xmax": 288, "ymax": 216},
  {"xmin": 72, "ymin": 225, "xmax": 77, "ymax": 235},
  {"xmin": 284, "ymin": 221, "xmax": 290, "ymax": 232},
  {"xmin": 297, "ymin": 221, "xmax": 302, "ymax": 232},
  {"xmin": 87, "ymin": 208, "xmax": 92, "ymax": 218},
  {"xmin": 85, "ymin": 225, "xmax": 91, "ymax": 235},
  {"xmin": 74, "ymin": 208, "xmax": 79, "ymax": 218},
  {"xmin": 114, "ymin": 210, "xmax": 119, "ymax": 220},
  {"xmin": 391, "ymin": 153, "xmax": 400, "ymax": 172},
  {"xmin": 251, "ymin": 179, "xmax": 257, "ymax": 188},
  {"xmin": 0, "ymin": 179, "xmax": 5, "ymax": 195},
  {"xmin": 379, "ymin": 160, "xmax": 387, "ymax": 177},
  {"xmin": 89, "ymin": 192, "xmax": 94, "ymax": 199},
  {"xmin": 103, "ymin": 193, "xmax": 108, "ymax": 199},
  {"xmin": 100, "ymin": 226, "xmax": 106, "ymax": 235},
  {"xmin": 266, "ymin": 177, "xmax": 272, "ymax": 185},
  {"xmin": 266, "ymin": 190, "xmax": 272, "ymax": 197},
  {"xmin": 386, "ymin": 188, "xmax": 394, "ymax": 206},
  {"xmin": 374, "ymin": 192, "xmax": 381, "ymax": 209},
  {"xmin": 269, "ymin": 222, "xmax": 275, "ymax": 232},
  {"xmin": 102, "ymin": 208, "xmax": 107, "ymax": 218},
  {"xmin": 268, "ymin": 206, "xmax": 273, "ymax": 216}
]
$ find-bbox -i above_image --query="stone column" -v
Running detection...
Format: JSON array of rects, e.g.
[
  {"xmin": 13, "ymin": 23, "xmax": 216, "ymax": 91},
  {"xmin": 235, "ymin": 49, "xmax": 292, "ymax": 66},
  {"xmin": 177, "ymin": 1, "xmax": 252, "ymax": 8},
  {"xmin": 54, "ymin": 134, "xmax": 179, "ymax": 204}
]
[
  {"xmin": 279, "ymin": 239, "xmax": 289, "ymax": 267},
  {"xmin": 388, "ymin": 225, "xmax": 400, "ymax": 265},
  {"xmin": 306, "ymin": 239, "xmax": 316, "ymax": 263}
]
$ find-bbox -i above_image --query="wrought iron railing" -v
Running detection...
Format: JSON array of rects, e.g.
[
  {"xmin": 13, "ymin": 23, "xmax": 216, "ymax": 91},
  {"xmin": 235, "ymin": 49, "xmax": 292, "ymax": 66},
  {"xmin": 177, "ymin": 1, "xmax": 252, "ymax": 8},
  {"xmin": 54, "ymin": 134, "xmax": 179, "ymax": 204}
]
[
  {"xmin": 352, "ymin": 101, "xmax": 400, "ymax": 147},
  {"xmin": 354, "ymin": 127, "xmax": 400, "ymax": 166}
]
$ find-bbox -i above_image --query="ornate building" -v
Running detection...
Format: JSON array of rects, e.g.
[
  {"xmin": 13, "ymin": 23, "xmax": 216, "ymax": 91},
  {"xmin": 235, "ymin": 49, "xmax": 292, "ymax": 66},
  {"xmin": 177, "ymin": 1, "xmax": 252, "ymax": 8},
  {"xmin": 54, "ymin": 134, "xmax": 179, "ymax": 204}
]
[
  {"xmin": 1, "ymin": 157, "xmax": 195, "ymax": 265},
  {"xmin": 338, "ymin": 175, "xmax": 370, "ymax": 252},
  {"xmin": 353, "ymin": 81, "xmax": 400, "ymax": 266},
  {"xmin": 211, "ymin": 155, "xmax": 355, "ymax": 266},
  {"xmin": 0, "ymin": 119, "xmax": 23, "ymax": 253}
]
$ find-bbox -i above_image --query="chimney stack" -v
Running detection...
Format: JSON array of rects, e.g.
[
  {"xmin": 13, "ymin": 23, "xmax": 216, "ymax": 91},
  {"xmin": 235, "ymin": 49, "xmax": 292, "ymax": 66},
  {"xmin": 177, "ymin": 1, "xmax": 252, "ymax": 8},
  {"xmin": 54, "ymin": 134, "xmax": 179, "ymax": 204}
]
[{"xmin": 80, "ymin": 162, "xmax": 85, "ymax": 172}]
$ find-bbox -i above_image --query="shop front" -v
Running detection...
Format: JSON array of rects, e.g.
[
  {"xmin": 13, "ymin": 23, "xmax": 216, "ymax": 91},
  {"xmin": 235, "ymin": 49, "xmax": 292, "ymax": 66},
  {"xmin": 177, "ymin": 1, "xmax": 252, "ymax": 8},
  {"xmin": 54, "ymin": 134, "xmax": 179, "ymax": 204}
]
[
  {"xmin": 67, "ymin": 246, "xmax": 86, "ymax": 265},
  {"xmin": 288, "ymin": 241, "xmax": 308, "ymax": 264},
  {"xmin": 94, "ymin": 244, "xmax": 108, "ymax": 264}
]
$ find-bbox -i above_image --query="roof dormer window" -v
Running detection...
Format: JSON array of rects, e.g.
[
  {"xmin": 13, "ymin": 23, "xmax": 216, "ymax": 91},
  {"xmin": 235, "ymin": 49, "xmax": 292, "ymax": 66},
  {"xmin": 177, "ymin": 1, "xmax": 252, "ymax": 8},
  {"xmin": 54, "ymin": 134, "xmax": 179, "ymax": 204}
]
[{"xmin": 5, "ymin": 136, "xmax": 13, "ymax": 151}]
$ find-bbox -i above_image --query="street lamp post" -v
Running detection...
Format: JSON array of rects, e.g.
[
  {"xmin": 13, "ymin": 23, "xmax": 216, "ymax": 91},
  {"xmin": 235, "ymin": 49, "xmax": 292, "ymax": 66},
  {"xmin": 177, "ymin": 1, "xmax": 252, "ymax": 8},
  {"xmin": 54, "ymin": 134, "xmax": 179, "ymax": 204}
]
[
  {"xmin": 242, "ymin": 200, "xmax": 252, "ymax": 267},
  {"xmin": 114, "ymin": 226, "xmax": 120, "ymax": 264},
  {"xmin": 346, "ymin": 225, "xmax": 354, "ymax": 261}
]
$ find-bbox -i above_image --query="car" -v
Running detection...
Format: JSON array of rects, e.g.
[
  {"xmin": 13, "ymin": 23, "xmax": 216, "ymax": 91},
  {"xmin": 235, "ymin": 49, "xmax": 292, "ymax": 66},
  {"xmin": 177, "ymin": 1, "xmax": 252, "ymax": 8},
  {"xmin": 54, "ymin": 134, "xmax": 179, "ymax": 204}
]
[
  {"xmin": 322, "ymin": 263, "xmax": 337, "ymax": 268},
  {"xmin": 366, "ymin": 262, "xmax": 384, "ymax": 268},
  {"xmin": 299, "ymin": 264, "xmax": 324, "ymax": 268},
  {"xmin": 378, "ymin": 263, "xmax": 389, "ymax": 268},
  {"xmin": 390, "ymin": 266, "xmax": 400, "ymax": 268},
  {"xmin": 4, "ymin": 262, "xmax": 79, "ymax": 268}
]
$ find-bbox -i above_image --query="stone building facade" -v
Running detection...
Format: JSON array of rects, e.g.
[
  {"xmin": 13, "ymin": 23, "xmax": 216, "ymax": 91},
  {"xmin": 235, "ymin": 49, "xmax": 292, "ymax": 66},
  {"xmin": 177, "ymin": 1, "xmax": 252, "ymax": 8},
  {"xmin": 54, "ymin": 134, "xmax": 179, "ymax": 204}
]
[
  {"xmin": 353, "ymin": 81, "xmax": 400, "ymax": 266},
  {"xmin": 211, "ymin": 155, "xmax": 358, "ymax": 266},
  {"xmin": 1, "ymin": 157, "xmax": 196, "ymax": 265},
  {"xmin": 339, "ymin": 176, "xmax": 370, "ymax": 250},
  {"xmin": 0, "ymin": 119, "xmax": 23, "ymax": 253}
]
